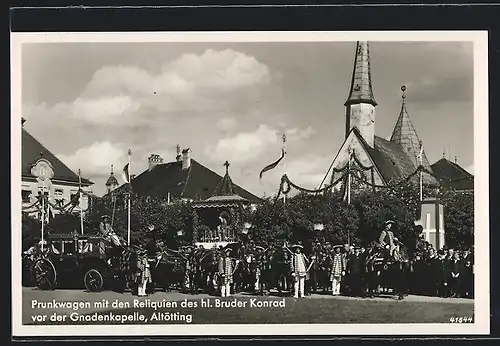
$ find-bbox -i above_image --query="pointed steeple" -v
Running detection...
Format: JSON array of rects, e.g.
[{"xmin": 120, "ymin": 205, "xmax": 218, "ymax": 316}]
[
  {"xmin": 345, "ymin": 41, "xmax": 377, "ymax": 107},
  {"xmin": 105, "ymin": 164, "xmax": 119, "ymax": 192},
  {"xmin": 390, "ymin": 86, "xmax": 432, "ymax": 170},
  {"xmin": 213, "ymin": 161, "xmax": 236, "ymax": 196}
]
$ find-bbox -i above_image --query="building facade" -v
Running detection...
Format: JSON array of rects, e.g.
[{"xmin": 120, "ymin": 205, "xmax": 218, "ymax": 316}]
[{"xmin": 21, "ymin": 118, "xmax": 94, "ymax": 218}]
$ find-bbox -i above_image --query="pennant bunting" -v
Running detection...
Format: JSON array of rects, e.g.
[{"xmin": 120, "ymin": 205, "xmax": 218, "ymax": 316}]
[
  {"xmin": 122, "ymin": 163, "xmax": 130, "ymax": 183},
  {"xmin": 259, "ymin": 148, "xmax": 286, "ymax": 179}
]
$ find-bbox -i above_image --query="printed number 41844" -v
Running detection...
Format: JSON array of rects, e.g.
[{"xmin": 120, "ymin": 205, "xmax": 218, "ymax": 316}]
[{"xmin": 449, "ymin": 316, "xmax": 473, "ymax": 323}]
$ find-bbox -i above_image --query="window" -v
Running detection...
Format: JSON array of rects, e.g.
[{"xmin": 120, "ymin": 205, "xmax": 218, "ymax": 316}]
[
  {"xmin": 54, "ymin": 189, "xmax": 64, "ymax": 200},
  {"xmin": 22, "ymin": 190, "xmax": 31, "ymax": 203},
  {"xmin": 70, "ymin": 193, "xmax": 80, "ymax": 206}
]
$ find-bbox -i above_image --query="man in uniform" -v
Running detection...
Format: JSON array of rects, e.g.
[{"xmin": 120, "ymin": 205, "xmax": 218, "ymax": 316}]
[
  {"xmin": 218, "ymin": 247, "xmax": 235, "ymax": 297},
  {"xmin": 287, "ymin": 243, "xmax": 309, "ymax": 298},
  {"xmin": 99, "ymin": 215, "xmax": 126, "ymax": 263},
  {"xmin": 378, "ymin": 220, "xmax": 396, "ymax": 261},
  {"xmin": 330, "ymin": 245, "xmax": 345, "ymax": 295}
]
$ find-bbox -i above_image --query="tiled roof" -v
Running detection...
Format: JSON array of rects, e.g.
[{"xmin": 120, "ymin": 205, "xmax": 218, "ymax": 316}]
[
  {"xmin": 390, "ymin": 95, "xmax": 433, "ymax": 171},
  {"xmin": 109, "ymin": 159, "xmax": 261, "ymax": 202},
  {"xmin": 430, "ymin": 158, "xmax": 474, "ymax": 191},
  {"xmin": 22, "ymin": 128, "xmax": 93, "ymax": 185},
  {"xmin": 105, "ymin": 173, "xmax": 119, "ymax": 187},
  {"xmin": 347, "ymin": 128, "xmax": 438, "ymax": 187},
  {"xmin": 345, "ymin": 41, "xmax": 377, "ymax": 106}
]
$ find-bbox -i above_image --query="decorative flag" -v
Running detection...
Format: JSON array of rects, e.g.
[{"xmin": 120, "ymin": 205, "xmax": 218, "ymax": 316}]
[
  {"xmin": 121, "ymin": 163, "xmax": 130, "ymax": 183},
  {"xmin": 259, "ymin": 148, "xmax": 285, "ymax": 179}
]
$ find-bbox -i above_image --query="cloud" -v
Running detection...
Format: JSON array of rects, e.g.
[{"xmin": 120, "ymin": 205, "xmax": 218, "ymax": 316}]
[
  {"xmin": 205, "ymin": 124, "xmax": 279, "ymax": 164},
  {"xmin": 57, "ymin": 141, "xmax": 126, "ymax": 177},
  {"xmin": 409, "ymin": 74, "xmax": 473, "ymax": 104},
  {"xmin": 205, "ymin": 124, "xmax": 317, "ymax": 165},
  {"xmin": 217, "ymin": 117, "xmax": 238, "ymax": 132},
  {"xmin": 286, "ymin": 126, "xmax": 315, "ymax": 141},
  {"xmin": 24, "ymin": 49, "xmax": 272, "ymax": 127}
]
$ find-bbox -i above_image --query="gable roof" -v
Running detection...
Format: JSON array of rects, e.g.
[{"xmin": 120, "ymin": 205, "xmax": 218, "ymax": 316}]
[
  {"xmin": 22, "ymin": 128, "xmax": 93, "ymax": 186},
  {"xmin": 110, "ymin": 159, "xmax": 261, "ymax": 202},
  {"xmin": 430, "ymin": 158, "xmax": 474, "ymax": 190},
  {"xmin": 348, "ymin": 128, "xmax": 438, "ymax": 186}
]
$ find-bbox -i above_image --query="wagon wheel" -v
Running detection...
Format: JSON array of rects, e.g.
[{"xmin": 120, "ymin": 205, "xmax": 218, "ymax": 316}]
[
  {"xmin": 33, "ymin": 258, "xmax": 57, "ymax": 290},
  {"xmin": 84, "ymin": 269, "xmax": 104, "ymax": 292}
]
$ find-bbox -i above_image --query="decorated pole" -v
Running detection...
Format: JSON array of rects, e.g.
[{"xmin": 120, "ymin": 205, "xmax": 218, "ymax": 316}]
[
  {"xmin": 347, "ymin": 149, "xmax": 352, "ymax": 246},
  {"xmin": 418, "ymin": 141, "xmax": 424, "ymax": 201},
  {"xmin": 282, "ymin": 133, "xmax": 287, "ymax": 206},
  {"xmin": 78, "ymin": 169, "xmax": 84, "ymax": 235},
  {"xmin": 31, "ymin": 158, "xmax": 55, "ymax": 253},
  {"xmin": 127, "ymin": 149, "xmax": 132, "ymax": 246},
  {"xmin": 41, "ymin": 178, "xmax": 45, "ymax": 252}
]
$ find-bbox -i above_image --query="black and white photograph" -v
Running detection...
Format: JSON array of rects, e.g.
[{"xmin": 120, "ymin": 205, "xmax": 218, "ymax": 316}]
[{"xmin": 11, "ymin": 31, "xmax": 489, "ymax": 336}]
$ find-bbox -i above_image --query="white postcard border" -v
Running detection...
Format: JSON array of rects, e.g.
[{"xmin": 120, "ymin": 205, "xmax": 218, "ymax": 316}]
[{"xmin": 11, "ymin": 30, "xmax": 490, "ymax": 337}]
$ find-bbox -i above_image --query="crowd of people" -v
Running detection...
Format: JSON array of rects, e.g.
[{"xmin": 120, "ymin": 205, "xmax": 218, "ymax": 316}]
[
  {"xmin": 23, "ymin": 215, "xmax": 474, "ymax": 300},
  {"xmin": 131, "ymin": 220, "xmax": 474, "ymax": 300}
]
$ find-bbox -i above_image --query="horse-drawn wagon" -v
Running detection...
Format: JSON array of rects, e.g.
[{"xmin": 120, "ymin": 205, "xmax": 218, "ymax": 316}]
[{"xmin": 31, "ymin": 232, "xmax": 138, "ymax": 293}]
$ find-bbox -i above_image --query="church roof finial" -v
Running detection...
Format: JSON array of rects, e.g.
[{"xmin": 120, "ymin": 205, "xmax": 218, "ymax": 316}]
[
  {"xmin": 111, "ymin": 164, "xmax": 114, "ymax": 174},
  {"xmin": 213, "ymin": 161, "xmax": 235, "ymax": 196},
  {"xmin": 345, "ymin": 41, "xmax": 377, "ymax": 107}
]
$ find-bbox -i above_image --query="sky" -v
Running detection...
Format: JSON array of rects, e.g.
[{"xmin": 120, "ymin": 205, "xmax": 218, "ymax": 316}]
[{"xmin": 21, "ymin": 40, "xmax": 474, "ymax": 197}]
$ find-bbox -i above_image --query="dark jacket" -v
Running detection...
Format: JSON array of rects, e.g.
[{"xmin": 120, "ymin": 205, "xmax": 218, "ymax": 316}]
[{"xmin": 347, "ymin": 254, "xmax": 363, "ymax": 274}]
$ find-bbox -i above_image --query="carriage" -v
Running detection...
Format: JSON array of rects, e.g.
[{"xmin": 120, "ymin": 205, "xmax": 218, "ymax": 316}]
[{"xmin": 31, "ymin": 231, "xmax": 131, "ymax": 292}]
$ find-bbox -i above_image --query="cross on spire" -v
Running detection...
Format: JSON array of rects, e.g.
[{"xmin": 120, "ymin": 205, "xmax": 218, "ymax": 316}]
[{"xmin": 224, "ymin": 160, "xmax": 230, "ymax": 174}]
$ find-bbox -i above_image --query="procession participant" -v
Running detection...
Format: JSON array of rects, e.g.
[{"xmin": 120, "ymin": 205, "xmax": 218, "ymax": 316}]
[
  {"xmin": 461, "ymin": 257, "xmax": 473, "ymax": 298},
  {"xmin": 426, "ymin": 247, "xmax": 441, "ymax": 296},
  {"xmin": 438, "ymin": 249, "xmax": 451, "ymax": 297},
  {"xmin": 177, "ymin": 245, "xmax": 197, "ymax": 294},
  {"xmin": 341, "ymin": 244, "xmax": 351, "ymax": 295},
  {"xmin": 285, "ymin": 243, "xmax": 309, "ymax": 298},
  {"xmin": 254, "ymin": 245, "xmax": 267, "ymax": 295},
  {"xmin": 136, "ymin": 249, "xmax": 152, "ymax": 297},
  {"xmin": 99, "ymin": 215, "xmax": 127, "ymax": 262},
  {"xmin": 378, "ymin": 220, "xmax": 396, "ymax": 260},
  {"xmin": 218, "ymin": 247, "xmax": 235, "ymax": 297},
  {"xmin": 330, "ymin": 245, "xmax": 345, "ymax": 295},
  {"xmin": 145, "ymin": 224, "xmax": 160, "ymax": 294},
  {"xmin": 347, "ymin": 246, "xmax": 364, "ymax": 297},
  {"xmin": 450, "ymin": 251, "xmax": 463, "ymax": 298}
]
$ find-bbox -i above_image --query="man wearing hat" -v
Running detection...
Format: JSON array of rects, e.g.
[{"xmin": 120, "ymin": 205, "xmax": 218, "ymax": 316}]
[
  {"xmin": 379, "ymin": 220, "xmax": 396, "ymax": 260},
  {"xmin": 99, "ymin": 215, "xmax": 127, "ymax": 248},
  {"xmin": 330, "ymin": 245, "xmax": 345, "ymax": 295},
  {"xmin": 286, "ymin": 243, "xmax": 309, "ymax": 298},
  {"xmin": 145, "ymin": 224, "xmax": 162, "ymax": 294},
  {"xmin": 218, "ymin": 247, "xmax": 235, "ymax": 297}
]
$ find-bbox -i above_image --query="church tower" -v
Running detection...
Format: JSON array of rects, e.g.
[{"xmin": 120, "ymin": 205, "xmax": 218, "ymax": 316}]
[
  {"xmin": 105, "ymin": 164, "xmax": 119, "ymax": 193},
  {"xmin": 390, "ymin": 86, "xmax": 432, "ymax": 171},
  {"xmin": 345, "ymin": 41, "xmax": 377, "ymax": 147}
]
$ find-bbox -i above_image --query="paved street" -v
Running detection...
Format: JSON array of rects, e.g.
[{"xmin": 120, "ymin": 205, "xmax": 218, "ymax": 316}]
[{"xmin": 22, "ymin": 287, "xmax": 474, "ymax": 325}]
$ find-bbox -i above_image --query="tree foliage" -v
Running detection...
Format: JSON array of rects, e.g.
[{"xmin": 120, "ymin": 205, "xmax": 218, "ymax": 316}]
[{"xmin": 21, "ymin": 179, "xmax": 473, "ymax": 252}]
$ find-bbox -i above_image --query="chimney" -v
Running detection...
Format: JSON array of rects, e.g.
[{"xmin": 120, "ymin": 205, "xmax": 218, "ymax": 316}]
[
  {"xmin": 21, "ymin": 117, "xmax": 26, "ymax": 127},
  {"xmin": 182, "ymin": 148, "xmax": 191, "ymax": 170},
  {"xmin": 148, "ymin": 154, "xmax": 163, "ymax": 171},
  {"xmin": 175, "ymin": 144, "xmax": 182, "ymax": 162}
]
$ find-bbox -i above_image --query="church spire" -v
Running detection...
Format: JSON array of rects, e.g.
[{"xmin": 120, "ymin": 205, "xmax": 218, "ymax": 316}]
[
  {"xmin": 345, "ymin": 41, "xmax": 377, "ymax": 107},
  {"xmin": 344, "ymin": 41, "xmax": 377, "ymax": 147},
  {"xmin": 390, "ymin": 86, "xmax": 432, "ymax": 170}
]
